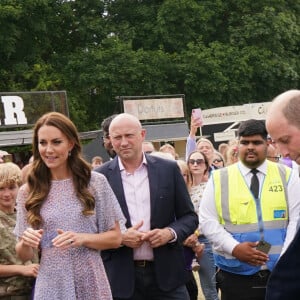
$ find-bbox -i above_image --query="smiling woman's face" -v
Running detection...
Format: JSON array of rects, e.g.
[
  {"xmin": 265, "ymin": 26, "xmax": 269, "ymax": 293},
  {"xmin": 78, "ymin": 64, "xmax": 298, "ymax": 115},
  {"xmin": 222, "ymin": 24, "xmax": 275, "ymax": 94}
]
[{"xmin": 38, "ymin": 125, "xmax": 74, "ymax": 176}]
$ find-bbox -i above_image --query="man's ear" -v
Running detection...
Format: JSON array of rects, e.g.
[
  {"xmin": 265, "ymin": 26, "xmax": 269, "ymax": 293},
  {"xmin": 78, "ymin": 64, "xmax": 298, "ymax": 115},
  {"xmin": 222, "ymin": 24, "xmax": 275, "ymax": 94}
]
[{"xmin": 141, "ymin": 129, "xmax": 146, "ymax": 140}]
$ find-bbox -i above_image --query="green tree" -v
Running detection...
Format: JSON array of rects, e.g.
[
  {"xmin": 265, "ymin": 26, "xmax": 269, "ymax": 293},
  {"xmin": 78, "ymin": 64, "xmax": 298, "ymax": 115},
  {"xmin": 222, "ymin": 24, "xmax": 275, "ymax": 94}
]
[{"xmin": 0, "ymin": 0, "xmax": 299, "ymax": 131}]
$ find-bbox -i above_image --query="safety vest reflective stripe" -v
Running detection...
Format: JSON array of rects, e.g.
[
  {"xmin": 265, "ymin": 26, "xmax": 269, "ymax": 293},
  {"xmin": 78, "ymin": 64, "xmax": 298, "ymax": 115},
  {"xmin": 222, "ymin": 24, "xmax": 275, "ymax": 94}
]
[
  {"xmin": 212, "ymin": 245, "xmax": 282, "ymax": 255},
  {"xmin": 225, "ymin": 220, "xmax": 288, "ymax": 233},
  {"xmin": 213, "ymin": 161, "xmax": 291, "ymax": 274},
  {"xmin": 269, "ymin": 245, "xmax": 284, "ymax": 255},
  {"xmin": 220, "ymin": 167, "xmax": 229, "ymax": 226}
]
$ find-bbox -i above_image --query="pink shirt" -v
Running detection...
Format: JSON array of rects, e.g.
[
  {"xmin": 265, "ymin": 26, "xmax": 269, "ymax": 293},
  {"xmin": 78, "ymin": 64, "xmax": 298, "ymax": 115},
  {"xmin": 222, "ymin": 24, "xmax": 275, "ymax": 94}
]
[{"xmin": 119, "ymin": 156, "xmax": 154, "ymax": 260}]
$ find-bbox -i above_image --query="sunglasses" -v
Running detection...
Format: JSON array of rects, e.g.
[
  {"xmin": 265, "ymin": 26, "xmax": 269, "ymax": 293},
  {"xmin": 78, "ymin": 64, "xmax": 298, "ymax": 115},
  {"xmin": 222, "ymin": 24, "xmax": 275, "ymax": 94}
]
[
  {"xmin": 213, "ymin": 158, "xmax": 223, "ymax": 163},
  {"xmin": 267, "ymin": 155, "xmax": 281, "ymax": 162},
  {"xmin": 188, "ymin": 158, "xmax": 205, "ymax": 165}
]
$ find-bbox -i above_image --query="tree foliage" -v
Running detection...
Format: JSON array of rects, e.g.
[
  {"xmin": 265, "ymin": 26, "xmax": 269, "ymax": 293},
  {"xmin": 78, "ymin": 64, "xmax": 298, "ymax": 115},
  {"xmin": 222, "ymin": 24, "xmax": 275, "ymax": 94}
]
[{"xmin": 0, "ymin": 0, "xmax": 299, "ymax": 131}]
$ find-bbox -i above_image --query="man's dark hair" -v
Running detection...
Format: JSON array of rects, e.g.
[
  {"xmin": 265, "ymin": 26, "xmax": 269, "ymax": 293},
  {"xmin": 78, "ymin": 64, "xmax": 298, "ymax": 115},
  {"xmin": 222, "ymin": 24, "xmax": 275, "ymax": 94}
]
[
  {"xmin": 237, "ymin": 119, "xmax": 268, "ymax": 140},
  {"xmin": 101, "ymin": 114, "xmax": 118, "ymax": 135}
]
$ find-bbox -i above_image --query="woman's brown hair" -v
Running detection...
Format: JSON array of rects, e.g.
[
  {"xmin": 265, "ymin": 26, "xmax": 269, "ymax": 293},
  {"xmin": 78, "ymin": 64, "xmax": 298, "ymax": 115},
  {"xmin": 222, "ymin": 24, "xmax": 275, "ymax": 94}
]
[{"xmin": 26, "ymin": 112, "xmax": 94, "ymax": 228}]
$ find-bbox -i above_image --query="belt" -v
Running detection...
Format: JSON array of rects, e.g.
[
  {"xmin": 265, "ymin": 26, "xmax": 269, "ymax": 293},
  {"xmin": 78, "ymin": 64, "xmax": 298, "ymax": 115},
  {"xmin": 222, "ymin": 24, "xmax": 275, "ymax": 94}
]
[
  {"xmin": 254, "ymin": 270, "xmax": 271, "ymax": 278},
  {"xmin": 134, "ymin": 260, "xmax": 154, "ymax": 267},
  {"xmin": 219, "ymin": 269, "xmax": 270, "ymax": 278}
]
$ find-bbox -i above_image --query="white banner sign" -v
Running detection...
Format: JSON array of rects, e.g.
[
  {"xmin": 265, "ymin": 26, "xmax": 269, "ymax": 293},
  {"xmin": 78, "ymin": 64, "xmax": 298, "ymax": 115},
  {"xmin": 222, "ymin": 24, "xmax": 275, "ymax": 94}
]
[
  {"xmin": 214, "ymin": 130, "xmax": 236, "ymax": 142},
  {"xmin": 202, "ymin": 102, "xmax": 271, "ymax": 125},
  {"xmin": 123, "ymin": 98, "xmax": 184, "ymax": 120}
]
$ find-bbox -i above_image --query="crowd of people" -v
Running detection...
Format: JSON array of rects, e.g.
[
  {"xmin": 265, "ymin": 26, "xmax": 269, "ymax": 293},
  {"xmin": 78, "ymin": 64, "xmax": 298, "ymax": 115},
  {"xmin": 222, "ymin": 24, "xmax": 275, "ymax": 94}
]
[{"xmin": 0, "ymin": 89, "xmax": 300, "ymax": 300}]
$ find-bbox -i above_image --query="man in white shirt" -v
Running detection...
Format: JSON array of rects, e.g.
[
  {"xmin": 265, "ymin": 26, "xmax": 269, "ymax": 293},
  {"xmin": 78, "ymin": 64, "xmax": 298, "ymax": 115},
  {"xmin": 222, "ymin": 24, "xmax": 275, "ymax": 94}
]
[{"xmin": 199, "ymin": 119, "xmax": 300, "ymax": 300}]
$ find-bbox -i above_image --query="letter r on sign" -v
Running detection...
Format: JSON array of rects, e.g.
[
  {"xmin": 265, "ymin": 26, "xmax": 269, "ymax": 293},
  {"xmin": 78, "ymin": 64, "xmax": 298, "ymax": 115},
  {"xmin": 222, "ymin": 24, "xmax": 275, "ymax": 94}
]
[{"xmin": 1, "ymin": 96, "xmax": 28, "ymax": 125}]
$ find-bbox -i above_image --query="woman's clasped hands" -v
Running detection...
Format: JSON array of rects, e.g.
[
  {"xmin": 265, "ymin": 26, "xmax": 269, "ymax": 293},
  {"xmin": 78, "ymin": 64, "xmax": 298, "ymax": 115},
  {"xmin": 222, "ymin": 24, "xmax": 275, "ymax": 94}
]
[{"xmin": 22, "ymin": 228, "xmax": 82, "ymax": 249}]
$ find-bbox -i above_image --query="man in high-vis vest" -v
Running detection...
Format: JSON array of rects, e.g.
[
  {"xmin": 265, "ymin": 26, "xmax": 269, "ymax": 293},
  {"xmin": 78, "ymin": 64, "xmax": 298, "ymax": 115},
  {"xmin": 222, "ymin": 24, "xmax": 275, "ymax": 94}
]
[
  {"xmin": 265, "ymin": 90, "xmax": 300, "ymax": 300},
  {"xmin": 199, "ymin": 119, "xmax": 300, "ymax": 300}
]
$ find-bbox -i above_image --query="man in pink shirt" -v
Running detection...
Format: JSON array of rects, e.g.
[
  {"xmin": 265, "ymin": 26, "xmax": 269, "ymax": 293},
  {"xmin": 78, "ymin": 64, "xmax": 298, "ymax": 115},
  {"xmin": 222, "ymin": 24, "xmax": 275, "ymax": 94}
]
[{"xmin": 96, "ymin": 113, "xmax": 198, "ymax": 300}]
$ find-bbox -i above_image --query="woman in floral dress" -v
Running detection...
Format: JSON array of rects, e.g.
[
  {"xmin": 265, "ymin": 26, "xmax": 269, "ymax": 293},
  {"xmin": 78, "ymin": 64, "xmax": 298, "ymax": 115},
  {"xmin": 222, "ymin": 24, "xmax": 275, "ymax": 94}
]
[{"xmin": 14, "ymin": 112, "xmax": 125, "ymax": 300}]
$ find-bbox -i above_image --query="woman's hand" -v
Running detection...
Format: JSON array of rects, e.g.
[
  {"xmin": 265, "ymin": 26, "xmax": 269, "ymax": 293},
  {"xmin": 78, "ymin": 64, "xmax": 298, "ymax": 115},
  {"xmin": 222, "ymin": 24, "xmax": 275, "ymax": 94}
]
[
  {"xmin": 189, "ymin": 115, "xmax": 201, "ymax": 137},
  {"xmin": 21, "ymin": 228, "xmax": 43, "ymax": 249},
  {"xmin": 52, "ymin": 222, "xmax": 122, "ymax": 251},
  {"xmin": 52, "ymin": 229, "xmax": 83, "ymax": 249}
]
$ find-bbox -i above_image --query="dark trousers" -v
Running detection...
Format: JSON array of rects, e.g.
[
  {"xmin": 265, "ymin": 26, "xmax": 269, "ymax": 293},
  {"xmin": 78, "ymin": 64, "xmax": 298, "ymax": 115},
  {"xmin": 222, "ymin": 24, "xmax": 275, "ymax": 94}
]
[
  {"xmin": 185, "ymin": 271, "xmax": 198, "ymax": 300},
  {"xmin": 216, "ymin": 269, "xmax": 270, "ymax": 300},
  {"xmin": 114, "ymin": 262, "xmax": 190, "ymax": 300}
]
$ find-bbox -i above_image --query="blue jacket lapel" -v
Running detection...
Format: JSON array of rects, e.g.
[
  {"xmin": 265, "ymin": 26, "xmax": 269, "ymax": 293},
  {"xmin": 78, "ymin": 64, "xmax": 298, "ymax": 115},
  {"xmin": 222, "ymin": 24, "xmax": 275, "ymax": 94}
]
[
  {"xmin": 108, "ymin": 158, "xmax": 132, "ymax": 227},
  {"xmin": 145, "ymin": 155, "xmax": 159, "ymax": 223}
]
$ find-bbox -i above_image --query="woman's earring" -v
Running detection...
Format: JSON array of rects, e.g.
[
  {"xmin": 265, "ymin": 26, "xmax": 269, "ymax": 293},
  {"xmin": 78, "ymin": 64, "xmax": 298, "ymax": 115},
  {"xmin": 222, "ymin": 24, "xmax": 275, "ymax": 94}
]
[{"xmin": 68, "ymin": 150, "xmax": 71, "ymax": 157}]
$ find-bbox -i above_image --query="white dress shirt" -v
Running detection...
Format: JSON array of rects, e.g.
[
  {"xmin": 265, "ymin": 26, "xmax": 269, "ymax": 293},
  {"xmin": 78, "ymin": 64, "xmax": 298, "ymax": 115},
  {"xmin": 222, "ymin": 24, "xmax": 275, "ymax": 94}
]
[{"xmin": 199, "ymin": 160, "xmax": 300, "ymax": 257}]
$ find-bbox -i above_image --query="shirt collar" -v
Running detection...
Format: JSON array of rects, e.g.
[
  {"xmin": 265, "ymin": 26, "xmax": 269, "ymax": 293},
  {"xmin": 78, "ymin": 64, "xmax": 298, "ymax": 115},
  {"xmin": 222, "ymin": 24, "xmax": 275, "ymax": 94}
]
[
  {"xmin": 238, "ymin": 159, "xmax": 268, "ymax": 176},
  {"xmin": 118, "ymin": 154, "xmax": 148, "ymax": 172}
]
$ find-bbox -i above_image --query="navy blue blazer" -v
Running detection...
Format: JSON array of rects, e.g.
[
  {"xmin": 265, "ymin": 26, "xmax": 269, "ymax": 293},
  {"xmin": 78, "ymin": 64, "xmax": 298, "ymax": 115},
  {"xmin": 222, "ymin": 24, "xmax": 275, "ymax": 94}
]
[
  {"xmin": 265, "ymin": 228, "xmax": 300, "ymax": 299},
  {"xmin": 96, "ymin": 154, "xmax": 198, "ymax": 298}
]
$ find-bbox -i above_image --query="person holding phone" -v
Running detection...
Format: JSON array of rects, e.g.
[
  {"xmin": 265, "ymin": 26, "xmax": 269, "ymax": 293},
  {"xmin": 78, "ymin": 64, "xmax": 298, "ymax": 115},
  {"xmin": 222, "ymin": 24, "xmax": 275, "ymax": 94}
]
[
  {"xmin": 186, "ymin": 109, "xmax": 217, "ymax": 169},
  {"xmin": 199, "ymin": 119, "xmax": 300, "ymax": 300},
  {"xmin": 186, "ymin": 109, "xmax": 203, "ymax": 162},
  {"xmin": 192, "ymin": 108, "xmax": 203, "ymax": 128}
]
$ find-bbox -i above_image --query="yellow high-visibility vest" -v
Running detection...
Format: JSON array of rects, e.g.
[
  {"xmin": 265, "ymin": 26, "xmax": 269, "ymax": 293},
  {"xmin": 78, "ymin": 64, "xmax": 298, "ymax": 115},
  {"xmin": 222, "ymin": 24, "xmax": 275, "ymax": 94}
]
[{"xmin": 212, "ymin": 161, "xmax": 291, "ymax": 275}]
